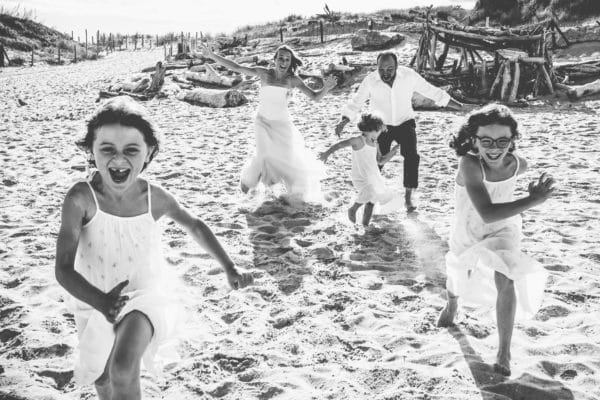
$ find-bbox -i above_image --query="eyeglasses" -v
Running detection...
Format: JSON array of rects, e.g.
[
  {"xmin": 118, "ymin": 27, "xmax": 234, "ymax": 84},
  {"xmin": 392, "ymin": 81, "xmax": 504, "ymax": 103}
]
[{"xmin": 475, "ymin": 136, "xmax": 512, "ymax": 149}]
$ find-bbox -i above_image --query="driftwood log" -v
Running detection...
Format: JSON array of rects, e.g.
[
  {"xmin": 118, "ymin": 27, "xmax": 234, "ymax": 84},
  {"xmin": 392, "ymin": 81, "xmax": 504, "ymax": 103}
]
[
  {"xmin": 148, "ymin": 62, "xmax": 167, "ymax": 93},
  {"xmin": 185, "ymin": 64, "xmax": 241, "ymax": 87},
  {"xmin": 121, "ymin": 78, "xmax": 150, "ymax": 93},
  {"xmin": 556, "ymin": 79, "xmax": 600, "ymax": 101},
  {"xmin": 178, "ymin": 88, "xmax": 247, "ymax": 107}
]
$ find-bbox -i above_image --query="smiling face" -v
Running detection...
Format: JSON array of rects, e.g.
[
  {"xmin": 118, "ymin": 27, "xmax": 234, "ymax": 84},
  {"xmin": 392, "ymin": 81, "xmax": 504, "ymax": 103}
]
[
  {"xmin": 377, "ymin": 55, "xmax": 396, "ymax": 84},
  {"xmin": 274, "ymin": 49, "xmax": 292, "ymax": 74},
  {"xmin": 91, "ymin": 124, "xmax": 153, "ymax": 193},
  {"xmin": 474, "ymin": 124, "xmax": 513, "ymax": 166}
]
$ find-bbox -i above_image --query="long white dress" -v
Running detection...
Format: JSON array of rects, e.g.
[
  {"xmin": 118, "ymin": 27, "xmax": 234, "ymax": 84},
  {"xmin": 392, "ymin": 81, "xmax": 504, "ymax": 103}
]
[
  {"xmin": 351, "ymin": 136, "xmax": 398, "ymax": 209},
  {"xmin": 445, "ymin": 154, "xmax": 548, "ymax": 317},
  {"xmin": 71, "ymin": 181, "xmax": 176, "ymax": 384},
  {"xmin": 240, "ymin": 85, "xmax": 325, "ymax": 201}
]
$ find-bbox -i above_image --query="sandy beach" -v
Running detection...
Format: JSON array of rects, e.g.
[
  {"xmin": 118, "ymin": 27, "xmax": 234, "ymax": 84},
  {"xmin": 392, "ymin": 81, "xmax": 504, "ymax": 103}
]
[{"xmin": 1, "ymin": 35, "xmax": 599, "ymax": 400}]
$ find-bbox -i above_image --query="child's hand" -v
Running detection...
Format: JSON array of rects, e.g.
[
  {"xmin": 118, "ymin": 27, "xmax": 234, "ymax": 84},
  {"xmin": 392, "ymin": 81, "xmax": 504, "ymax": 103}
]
[
  {"xmin": 99, "ymin": 280, "xmax": 129, "ymax": 323},
  {"xmin": 226, "ymin": 268, "xmax": 253, "ymax": 290},
  {"xmin": 528, "ymin": 172, "xmax": 555, "ymax": 204},
  {"xmin": 319, "ymin": 152, "xmax": 329, "ymax": 163}
]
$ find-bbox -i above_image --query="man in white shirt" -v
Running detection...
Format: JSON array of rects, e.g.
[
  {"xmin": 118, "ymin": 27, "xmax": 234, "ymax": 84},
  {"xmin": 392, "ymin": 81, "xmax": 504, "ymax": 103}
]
[{"xmin": 335, "ymin": 52, "xmax": 462, "ymax": 211}]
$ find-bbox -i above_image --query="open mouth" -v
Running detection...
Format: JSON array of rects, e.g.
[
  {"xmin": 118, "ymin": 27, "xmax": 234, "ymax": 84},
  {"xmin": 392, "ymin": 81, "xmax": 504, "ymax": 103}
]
[
  {"xmin": 108, "ymin": 167, "xmax": 131, "ymax": 183},
  {"xmin": 485, "ymin": 153, "xmax": 502, "ymax": 161}
]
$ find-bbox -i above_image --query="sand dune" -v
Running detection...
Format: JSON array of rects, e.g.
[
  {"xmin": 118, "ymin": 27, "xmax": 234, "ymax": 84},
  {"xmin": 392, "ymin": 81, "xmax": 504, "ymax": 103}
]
[{"xmin": 1, "ymin": 36, "xmax": 599, "ymax": 400}]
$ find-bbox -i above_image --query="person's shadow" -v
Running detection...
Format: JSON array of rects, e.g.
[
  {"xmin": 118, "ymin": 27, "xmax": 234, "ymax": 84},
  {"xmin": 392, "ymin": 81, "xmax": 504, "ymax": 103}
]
[
  {"xmin": 447, "ymin": 325, "xmax": 575, "ymax": 400},
  {"xmin": 244, "ymin": 198, "xmax": 326, "ymax": 294},
  {"xmin": 344, "ymin": 212, "xmax": 448, "ymax": 289}
]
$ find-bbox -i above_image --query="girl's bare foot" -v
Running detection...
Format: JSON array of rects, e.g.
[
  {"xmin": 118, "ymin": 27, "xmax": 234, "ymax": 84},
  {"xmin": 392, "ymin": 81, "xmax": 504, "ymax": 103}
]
[
  {"xmin": 348, "ymin": 207, "xmax": 357, "ymax": 223},
  {"xmin": 436, "ymin": 296, "xmax": 458, "ymax": 327},
  {"xmin": 241, "ymin": 182, "xmax": 250, "ymax": 193},
  {"xmin": 494, "ymin": 350, "xmax": 511, "ymax": 376},
  {"xmin": 362, "ymin": 202, "xmax": 374, "ymax": 226}
]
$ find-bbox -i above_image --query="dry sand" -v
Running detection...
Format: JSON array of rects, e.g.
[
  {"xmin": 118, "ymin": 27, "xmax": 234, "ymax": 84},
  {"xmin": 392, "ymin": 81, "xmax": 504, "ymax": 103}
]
[{"xmin": 1, "ymin": 35, "xmax": 599, "ymax": 400}]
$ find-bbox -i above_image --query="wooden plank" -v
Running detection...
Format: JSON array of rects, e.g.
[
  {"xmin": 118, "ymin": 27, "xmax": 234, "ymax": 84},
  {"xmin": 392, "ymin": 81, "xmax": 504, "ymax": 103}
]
[{"xmin": 429, "ymin": 25, "xmax": 542, "ymax": 43}]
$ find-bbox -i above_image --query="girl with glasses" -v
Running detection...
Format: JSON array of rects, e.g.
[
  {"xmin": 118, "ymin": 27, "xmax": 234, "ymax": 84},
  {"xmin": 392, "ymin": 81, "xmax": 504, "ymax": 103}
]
[{"xmin": 437, "ymin": 104, "xmax": 555, "ymax": 376}]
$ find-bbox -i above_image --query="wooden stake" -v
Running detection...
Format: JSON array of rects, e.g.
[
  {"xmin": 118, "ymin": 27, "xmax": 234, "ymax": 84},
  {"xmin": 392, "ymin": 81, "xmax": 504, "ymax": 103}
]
[
  {"xmin": 480, "ymin": 60, "xmax": 488, "ymax": 94},
  {"xmin": 539, "ymin": 64, "xmax": 554, "ymax": 94},
  {"xmin": 489, "ymin": 62, "xmax": 505, "ymax": 97},
  {"xmin": 74, "ymin": 45, "xmax": 77, "ymax": 62},
  {"xmin": 31, "ymin": 47, "xmax": 34, "ymax": 66},
  {"xmin": 436, "ymin": 42, "xmax": 449, "ymax": 70},
  {"xmin": 320, "ymin": 20, "xmax": 324, "ymax": 43},
  {"xmin": 508, "ymin": 61, "xmax": 520, "ymax": 102},
  {"xmin": 501, "ymin": 61, "xmax": 512, "ymax": 101},
  {"xmin": 85, "ymin": 29, "xmax": 88, "ymax": 57}
]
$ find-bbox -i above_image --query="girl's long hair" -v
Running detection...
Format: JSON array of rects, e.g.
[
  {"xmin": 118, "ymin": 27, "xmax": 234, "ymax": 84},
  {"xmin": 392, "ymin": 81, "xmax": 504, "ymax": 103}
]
[
  {"xmin": 274, "ymin": 45, "xmax": 303, "ymax": 75},
  {"xmin": 450, "ymin": 103, "xmax": 519, "ymax": 156}
]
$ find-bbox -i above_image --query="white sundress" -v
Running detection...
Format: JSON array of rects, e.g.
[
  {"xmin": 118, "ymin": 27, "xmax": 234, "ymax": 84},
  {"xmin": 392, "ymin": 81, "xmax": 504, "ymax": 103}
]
[
  {"xmin": 351, "ymin": 136, "xmax": 401, "ymax": 211},
  {"xmin": 71, "ymin": 180, "xmax": 176, "ymax": 384},
  {"xmin": 445, "ymin": 154, "xmax": 548, "ymax": 317},
  {"xmin": 240, "ymin": 85, "xmax": 325, "ymax": 201}
]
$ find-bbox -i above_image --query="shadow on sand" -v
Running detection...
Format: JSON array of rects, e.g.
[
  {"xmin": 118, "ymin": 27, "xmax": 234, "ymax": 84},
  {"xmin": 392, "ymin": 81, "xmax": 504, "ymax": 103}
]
[
  {"xmin": 448, "ymin": 326, "xmax": 574, "ymax": 400},
  {"xmin": 244, "ymin": 198, "xmax": 328, "ymax": 294}
]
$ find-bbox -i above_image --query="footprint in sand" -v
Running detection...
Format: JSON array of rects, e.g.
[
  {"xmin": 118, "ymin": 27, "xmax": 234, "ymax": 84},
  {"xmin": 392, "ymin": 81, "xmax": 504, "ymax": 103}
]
[
  {"xmin": 535, "ymin": 305, "xmax": 571, "ymax": 322},
  {"xmin": 10, "ymin": 343, "xmax": 72, "ymax": 361},
  {"xmin": 539, "ymin": 360, "xmax": 595, "ymax": 381},
  {"xmin": 36, "ymin": 369, "xmax": 73, "ymax": 390}
]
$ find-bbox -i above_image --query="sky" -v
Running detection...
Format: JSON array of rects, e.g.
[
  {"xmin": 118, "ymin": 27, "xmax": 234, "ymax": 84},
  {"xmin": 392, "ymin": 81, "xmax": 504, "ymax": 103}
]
[{"xmin": 1, "ymin": 0, "xmax": 476, "ymax": 38}]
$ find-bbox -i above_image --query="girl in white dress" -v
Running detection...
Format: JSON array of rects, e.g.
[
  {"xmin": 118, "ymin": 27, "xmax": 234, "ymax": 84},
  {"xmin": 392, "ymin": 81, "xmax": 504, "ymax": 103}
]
[
  {"xmin": 437, "ymin": 104, "xmax": 555, "ymax": 376},
  {"xmin": 200, "ymin": 43, "xmax": 337, "ymax": 202},
  {"xmin": 55, "ymin": 96, "xmax": 253, "ymax": 399},
  {"xmin": 319, "ymin": 113, "xmax": 402, "ymax": 226}
]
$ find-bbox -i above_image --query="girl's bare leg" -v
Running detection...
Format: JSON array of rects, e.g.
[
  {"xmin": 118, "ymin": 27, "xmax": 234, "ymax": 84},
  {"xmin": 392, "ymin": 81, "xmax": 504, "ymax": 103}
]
[
  {"xmin": 348, "ymin": 202, "xmax": 362, "ymax": 223},
  {"xmin": 494, "ymin": 271, "xmax": 516, "ymax": 376},
  {"xmin": 109, "ymin": 311, "xmax": 154, "ymax": 400},
  {"xmin": 362, "ymin": 202, "xmax": 374, "ymax": 226},
  {"xmin": 437, "ymin": 291, "xmax": 458, "ymax": 327}
]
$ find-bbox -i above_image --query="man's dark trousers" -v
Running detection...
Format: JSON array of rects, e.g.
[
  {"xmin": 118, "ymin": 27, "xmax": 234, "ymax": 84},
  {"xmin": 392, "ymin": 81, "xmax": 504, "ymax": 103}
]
[{"xmin": 377, "ymin": 119, "xmax": 419, "ymax": 189}]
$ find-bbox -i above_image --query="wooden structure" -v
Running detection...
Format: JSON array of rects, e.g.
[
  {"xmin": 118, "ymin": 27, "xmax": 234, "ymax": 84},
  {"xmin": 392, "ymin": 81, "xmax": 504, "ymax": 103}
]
[
  {"xmin": 411, "ymin": 16, "xmax": 570, "ymax": 103},
  {"xmin": 0, "ymin": 44, "xmax": 10, "ymax": 67}
]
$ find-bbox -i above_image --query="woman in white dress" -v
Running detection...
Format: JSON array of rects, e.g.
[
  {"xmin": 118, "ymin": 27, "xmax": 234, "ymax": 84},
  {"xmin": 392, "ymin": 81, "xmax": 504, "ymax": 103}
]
[{"xmin": 200, "ymin": 44, "xmax": 337, "ymax": 201}]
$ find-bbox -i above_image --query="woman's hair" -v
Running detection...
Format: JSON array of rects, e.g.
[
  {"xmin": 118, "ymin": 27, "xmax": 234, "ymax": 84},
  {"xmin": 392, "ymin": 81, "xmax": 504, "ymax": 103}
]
[
  {"xmin": 273, "ymin": 45, "xmax": 303, "ymax": 74},
  {"xmin": 357, "ymin": 113, "xmax": 385, "ymax": 133},
  {"xmin": 76, "ymin": 96, "xmax": 160, "ymax": 171},
  {"xmin": 450, "ymin": 103, "xmax": 519, "ymax": 156}
]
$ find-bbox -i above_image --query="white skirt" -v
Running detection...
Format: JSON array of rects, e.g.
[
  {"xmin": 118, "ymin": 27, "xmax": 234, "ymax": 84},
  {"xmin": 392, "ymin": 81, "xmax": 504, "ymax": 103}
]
[{"xmin": 241, "ymin": 114, "xmax": 325, "ymax": 202}]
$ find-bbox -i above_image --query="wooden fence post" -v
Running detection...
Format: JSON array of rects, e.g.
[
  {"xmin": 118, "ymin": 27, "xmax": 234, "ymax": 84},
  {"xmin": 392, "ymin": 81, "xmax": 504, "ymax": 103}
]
[
  {"xmin": 58, "ymin": 45, "xmax": 61, "ymax": 64},
  {"xmin": 97, "ymin": 30, "xmax": 100, "ymax": 50},
  {"xmin": 74, "ymin": 45, "xmax": 77, "ymax": 62},
  {"xmin": 31, "ymin": 47, "xmax": 34, "ymax": 66},
  {"xmin": 85, "ymin": 29, "xmax": 88, "ymax": 57},
  {"xmin": 125, "ymin": 34, "xmax": 128, "ymax": 49},
  {"xmin": 320, "ymin": 20, "xmax": 324, "ymax": 43}
]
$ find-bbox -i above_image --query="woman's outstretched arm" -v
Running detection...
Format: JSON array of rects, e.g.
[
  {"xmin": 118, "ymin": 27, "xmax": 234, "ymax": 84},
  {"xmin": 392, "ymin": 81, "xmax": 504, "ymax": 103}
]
[{"xmin": 200, "ymin": 43, "xmax": 264, "ymax": 77}]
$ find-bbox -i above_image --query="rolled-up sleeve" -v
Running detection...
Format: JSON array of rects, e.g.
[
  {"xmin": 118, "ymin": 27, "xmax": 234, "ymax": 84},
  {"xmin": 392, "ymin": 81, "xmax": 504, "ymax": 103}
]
[
  {"xmin": 341, "ymin": 74, "xmax": 372, "ymax": 121},
  {"xmin": 410, "ymin": 69, "xmax": 450, "ymax": 107}
]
